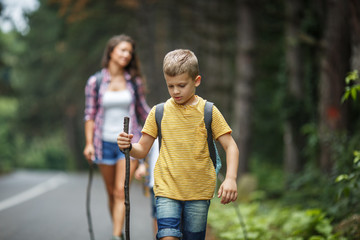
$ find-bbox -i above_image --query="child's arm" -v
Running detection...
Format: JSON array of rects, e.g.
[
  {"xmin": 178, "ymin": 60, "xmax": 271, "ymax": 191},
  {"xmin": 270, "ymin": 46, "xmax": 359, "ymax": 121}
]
[
  {"xmin": 117, "ymin": 132, "xmax": 155, "ymax": 159},
  {"xmin": 217, "ymin": 133, "xmax": 239, "ymax": 204},
  {"xmin": 134, "ymin": 163, "xmax": 147, "ymax": 180}
]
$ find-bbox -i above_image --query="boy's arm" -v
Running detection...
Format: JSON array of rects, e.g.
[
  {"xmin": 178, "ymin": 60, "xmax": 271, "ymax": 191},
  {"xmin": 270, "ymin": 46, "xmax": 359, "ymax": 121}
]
[
  {"xmin": 117, "ymin": 132, "xmax": 155, "ymax": 159},
  {"xmin": 217, "ymin": 133, "xmax": 239, "ymax": 204}
]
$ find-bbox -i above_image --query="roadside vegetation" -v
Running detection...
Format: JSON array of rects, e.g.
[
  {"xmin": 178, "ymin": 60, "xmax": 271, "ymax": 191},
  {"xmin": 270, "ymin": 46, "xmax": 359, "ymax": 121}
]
[{"xmin": 208, "ymin": 72, "xmax": 360, "ymax": 239}]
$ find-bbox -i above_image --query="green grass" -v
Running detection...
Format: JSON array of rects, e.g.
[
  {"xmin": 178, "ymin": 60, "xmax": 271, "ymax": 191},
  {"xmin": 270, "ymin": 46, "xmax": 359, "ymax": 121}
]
[{"xmin": 208, "ymin": 199, "xmax": 347, "ymax": 240}]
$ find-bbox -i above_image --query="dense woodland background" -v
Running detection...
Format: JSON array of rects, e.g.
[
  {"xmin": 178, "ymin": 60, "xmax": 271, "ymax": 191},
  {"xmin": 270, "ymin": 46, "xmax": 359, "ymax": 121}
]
[{"xmin": 1, "ymin": 0, "xmax": 360, "ymax": 238}]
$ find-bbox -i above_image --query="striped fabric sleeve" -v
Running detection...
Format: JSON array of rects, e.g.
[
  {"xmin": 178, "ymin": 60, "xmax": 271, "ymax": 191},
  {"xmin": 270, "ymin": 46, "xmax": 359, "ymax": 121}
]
[
  {"xmin": 211, "ymin": 105, "xmax": 232, "ymax": 140},
  {"xmin": 84, "ymin": 75, "xmax": 98, "ymax": 121},
  {"xmin": 141, "ymin": 106, "xmax": 158, "ymax": 139}
]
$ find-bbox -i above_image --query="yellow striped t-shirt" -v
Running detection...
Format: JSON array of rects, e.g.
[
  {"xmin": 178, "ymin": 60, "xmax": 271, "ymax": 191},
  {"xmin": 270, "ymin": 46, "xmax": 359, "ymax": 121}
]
[{"xmin": 142, "ymin": 96, "xmax": 232, "ymax": 201}]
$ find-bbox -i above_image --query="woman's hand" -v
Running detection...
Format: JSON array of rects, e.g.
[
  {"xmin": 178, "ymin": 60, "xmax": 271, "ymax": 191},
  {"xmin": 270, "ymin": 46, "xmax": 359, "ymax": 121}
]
[{"xmin": 83, "ymin": 144, "xmax": 95, "ymax": 164}]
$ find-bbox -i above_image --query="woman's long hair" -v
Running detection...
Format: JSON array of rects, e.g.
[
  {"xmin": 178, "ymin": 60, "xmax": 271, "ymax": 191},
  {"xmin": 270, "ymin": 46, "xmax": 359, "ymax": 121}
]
[{"xmin": 101, "ymin": 34, "xmax": 142, "ymax": 79}]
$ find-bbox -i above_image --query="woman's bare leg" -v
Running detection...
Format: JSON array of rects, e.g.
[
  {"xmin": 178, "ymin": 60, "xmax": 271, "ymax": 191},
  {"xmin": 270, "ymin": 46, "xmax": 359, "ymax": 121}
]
[{"xmin": 99, "ymin": 164, "xmax": 116, "ymax": 216}]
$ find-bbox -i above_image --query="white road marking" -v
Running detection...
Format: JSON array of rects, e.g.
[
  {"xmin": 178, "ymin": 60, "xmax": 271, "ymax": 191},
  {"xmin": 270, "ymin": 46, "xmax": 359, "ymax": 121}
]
[{"xmin": 0, "ymin": 173, "xmax": 68, "ymax": 212}]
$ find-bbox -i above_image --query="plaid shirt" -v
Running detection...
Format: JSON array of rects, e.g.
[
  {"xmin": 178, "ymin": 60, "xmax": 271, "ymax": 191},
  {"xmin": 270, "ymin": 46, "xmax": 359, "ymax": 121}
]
[{"xmin": 84, "ymin": 68, "xmax": 150, "ymax": 161}]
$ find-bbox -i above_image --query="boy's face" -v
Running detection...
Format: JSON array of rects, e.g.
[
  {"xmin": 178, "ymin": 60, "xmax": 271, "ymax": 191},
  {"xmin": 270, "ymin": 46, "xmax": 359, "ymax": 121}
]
[{"xmin": 165, "ymin": 73, "xmax": 201, "ymax": 105}]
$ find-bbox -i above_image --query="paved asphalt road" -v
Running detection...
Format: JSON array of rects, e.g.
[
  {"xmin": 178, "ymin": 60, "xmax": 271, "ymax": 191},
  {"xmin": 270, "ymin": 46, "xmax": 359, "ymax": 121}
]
[{"xmin": 0, "ymin": 170, "xmax": 153, "ymax": 240}]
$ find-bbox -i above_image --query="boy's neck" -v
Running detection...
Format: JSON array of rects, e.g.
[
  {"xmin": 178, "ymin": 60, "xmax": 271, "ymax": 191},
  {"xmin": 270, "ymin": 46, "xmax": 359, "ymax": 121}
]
[
  {"xmin": 190, "ymin": 95, "xmax": 199, "ymax": 105},
  {"xmin": 177, "ymin": 95, "xmax": 198, "ymax": 106}
]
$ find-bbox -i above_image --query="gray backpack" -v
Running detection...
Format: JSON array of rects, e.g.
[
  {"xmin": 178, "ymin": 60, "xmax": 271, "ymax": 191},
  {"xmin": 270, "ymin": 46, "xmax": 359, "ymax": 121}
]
[{"xmin": 155, "ymin": 101, "xmax": 222, "ymax": 174}]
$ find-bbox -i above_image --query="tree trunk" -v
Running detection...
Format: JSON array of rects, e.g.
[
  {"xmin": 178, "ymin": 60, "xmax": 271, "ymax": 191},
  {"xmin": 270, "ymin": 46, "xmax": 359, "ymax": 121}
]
[
  {"xmin": 283, "ymin": 0, "xmax": 305, "ymax": 174},
  {"xmin": 318, "ymin": 0, "xmax": 350, "ymax": 173},
  {"xmin": 350, "ymin": 0, "xmax": 360, "ymax": 70},
  {"xmin": 64, "ymin": 104, "xmax": 83, "ymax": 169},
  {"xmin": 233, "ymin": 0, "xmax": 256, "ymax": 175},
  {"xmin": 136, "ymin": 0, "xmax": 160, "ymax": 104}
]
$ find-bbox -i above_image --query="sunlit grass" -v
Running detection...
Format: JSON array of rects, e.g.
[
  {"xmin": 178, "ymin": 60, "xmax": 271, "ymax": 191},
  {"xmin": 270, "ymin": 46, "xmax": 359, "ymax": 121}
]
[{"xmin": 208, "ymin": 198, "xmax": 347, "ymax": 240}]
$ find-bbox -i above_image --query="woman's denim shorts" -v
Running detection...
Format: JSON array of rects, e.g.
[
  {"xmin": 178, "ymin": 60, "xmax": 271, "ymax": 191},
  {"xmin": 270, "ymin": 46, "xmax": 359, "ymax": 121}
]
[
  {"xmin": 94, "ymin": 141, "xmax": 125, "ymax": 165},
  {"xmin": 155, "ymin": 196, "xmax": 210, "ymax": 240}
]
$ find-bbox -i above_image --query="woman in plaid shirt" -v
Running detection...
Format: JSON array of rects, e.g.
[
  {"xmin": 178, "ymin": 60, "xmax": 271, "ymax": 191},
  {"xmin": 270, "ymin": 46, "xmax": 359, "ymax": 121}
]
[{"xmin": 83, "ymin": 34, "xmax": 150, "ymax": 240}]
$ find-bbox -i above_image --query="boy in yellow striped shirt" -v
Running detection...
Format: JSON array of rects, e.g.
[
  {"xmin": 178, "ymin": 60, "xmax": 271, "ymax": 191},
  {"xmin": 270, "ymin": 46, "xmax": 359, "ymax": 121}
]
[{"xmin": 118, "ymin": 49, "xmax": 239, "ymax": 240}]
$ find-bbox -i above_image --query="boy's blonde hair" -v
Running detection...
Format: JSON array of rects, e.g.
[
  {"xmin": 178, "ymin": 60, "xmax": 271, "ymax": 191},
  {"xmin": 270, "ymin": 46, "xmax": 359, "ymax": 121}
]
[{"xmin": 163, "ymin": 49, "xmax": 199, "ymax": 79}]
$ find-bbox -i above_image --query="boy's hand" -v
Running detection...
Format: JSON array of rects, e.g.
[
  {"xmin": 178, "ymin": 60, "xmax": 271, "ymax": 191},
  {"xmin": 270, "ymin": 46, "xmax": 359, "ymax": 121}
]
[
  {"xmin": 218, "ymin": 177, "xmax": 238, "ymax": 204},
  {"xmin": 135, "ymin": 163, "xmax": 147, "ymax": 180},
  {"xmin": 117, "ymin": 132, "xmax": 133, "ymax": 151}
]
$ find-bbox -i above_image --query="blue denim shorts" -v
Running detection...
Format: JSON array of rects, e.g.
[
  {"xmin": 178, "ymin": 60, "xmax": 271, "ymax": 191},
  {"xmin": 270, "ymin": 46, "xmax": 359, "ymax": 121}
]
[
  {"xmin": 94, "ymin": 141, "xmax": 125, "ymax": 165},
  {"xmin": 156, "ymin": 197, "xmax": 210, "ymax": 240}
]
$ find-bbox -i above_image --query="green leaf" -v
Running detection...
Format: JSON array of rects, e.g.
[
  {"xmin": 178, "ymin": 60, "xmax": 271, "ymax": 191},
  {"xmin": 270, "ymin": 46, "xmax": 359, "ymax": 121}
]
[
  {"xmin": 355, "ymin": 84, "xmax": 360, "ymax": 92},
  {"xmin": 345, "ymin": 70, "xmax": 359, "ymax": 84},
  {"xmin": 315, "ymin": 218, "xmax": 332, "ymax": 235},
  {"xmin": 351, "ymin": 87, "xmax": 357, "ymax": 100},
  {"xmin": 309, "ymin": 236, "xmax": 325, "ymax": 240},
  {"xmin": 335, "ymin": 174, "xmax": 348, "ymax": 182},
  {"xmin": 354, "ymin": 151, "xmax": 360, "ymax": 164},
  {"xmin": 341, "ymin": 91, "xmax": 350, "ymax": 103}
]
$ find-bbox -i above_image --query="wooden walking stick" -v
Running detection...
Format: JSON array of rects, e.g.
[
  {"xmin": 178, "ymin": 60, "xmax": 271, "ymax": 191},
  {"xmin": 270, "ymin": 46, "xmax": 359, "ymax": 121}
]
[
  {"xmin": 86, "ymin": 163, "xmax": 95, "ymax": 240},
  {"xmin": 123, "ymin": 117, "xmax": 131, "ymax": 240}
]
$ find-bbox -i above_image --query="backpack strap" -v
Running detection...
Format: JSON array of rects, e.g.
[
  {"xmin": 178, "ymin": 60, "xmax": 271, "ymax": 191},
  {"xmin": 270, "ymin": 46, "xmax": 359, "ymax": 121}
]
[
  {"xmin": 94, "ymin": 71, "xmax": 103, "ymax": 94},
  {"xmin": 155, "ymin": 103, "xmax": 165, "ymax": 150},
  {"xmin": 204, "ymin": 101, "xmax": 217, "ymax": 169},
  {"xmin": 93, "ymin": 71, "xmax": 103, "ymax": 109},
  {"xmin": 129, "ymin": 79, "xmax": 139, "ymax": 104}
]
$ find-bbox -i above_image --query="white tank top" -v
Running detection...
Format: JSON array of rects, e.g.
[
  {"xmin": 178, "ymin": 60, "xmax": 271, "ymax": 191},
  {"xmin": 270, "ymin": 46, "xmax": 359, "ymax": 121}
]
[{"xmin": 102, "ymin": 89, "xmax": 132, "ymax": 142}]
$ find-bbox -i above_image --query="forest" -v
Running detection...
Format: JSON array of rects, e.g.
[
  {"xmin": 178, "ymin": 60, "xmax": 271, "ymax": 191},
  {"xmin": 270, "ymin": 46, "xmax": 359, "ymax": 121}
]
[{"xmin": 0, "ymin": 0, "xmax": 359, "ymax": 239}]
